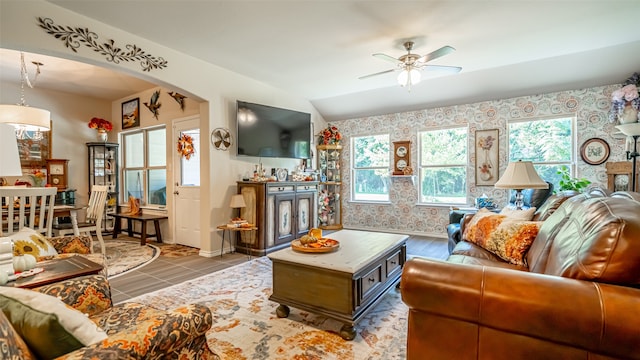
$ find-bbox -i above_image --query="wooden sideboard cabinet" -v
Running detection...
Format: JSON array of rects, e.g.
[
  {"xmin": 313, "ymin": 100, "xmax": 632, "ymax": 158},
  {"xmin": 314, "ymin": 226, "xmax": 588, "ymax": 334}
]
[{"xmin": 236, "ymin": 181, "xmax": 318, "ymax": 256}]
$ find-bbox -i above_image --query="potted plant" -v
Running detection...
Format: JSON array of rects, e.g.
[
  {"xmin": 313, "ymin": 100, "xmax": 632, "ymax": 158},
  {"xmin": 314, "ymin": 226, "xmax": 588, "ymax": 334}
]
[{"xmin": 556, "ymin": 165, "xmax": 591, "ymax": 193}]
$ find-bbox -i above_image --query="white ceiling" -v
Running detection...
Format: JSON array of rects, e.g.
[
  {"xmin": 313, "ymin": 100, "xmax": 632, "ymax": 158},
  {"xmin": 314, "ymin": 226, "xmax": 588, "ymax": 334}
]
[{"xmin": 2, "ymin": 1, "xmax": 640, "ymax": 121}]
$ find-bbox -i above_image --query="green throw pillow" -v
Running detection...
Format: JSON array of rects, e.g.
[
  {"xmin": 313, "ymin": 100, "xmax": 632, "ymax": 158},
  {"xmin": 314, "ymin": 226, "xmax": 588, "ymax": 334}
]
[{"xmin": 0, "ymin": 286, "xmax": 107, "ymax": 359}]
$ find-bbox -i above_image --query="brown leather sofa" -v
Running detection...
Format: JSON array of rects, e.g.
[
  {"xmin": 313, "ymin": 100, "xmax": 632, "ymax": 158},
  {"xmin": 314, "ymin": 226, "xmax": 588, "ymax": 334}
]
[{"xmin": 401, "ymin": 190, "xmax": 640, "ymax": 360}]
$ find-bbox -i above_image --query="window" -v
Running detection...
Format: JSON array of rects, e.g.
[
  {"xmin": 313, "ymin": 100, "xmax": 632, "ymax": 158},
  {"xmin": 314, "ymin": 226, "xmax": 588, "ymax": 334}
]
[
  {"xmin": 352, "ymin": 134, "xmax": 390, "ymax": 202},
  {"xmin": 121, "ymin": 126, "xmax": 167, "ymax": 207},
  {"xmin": 508, "ymin": 116, "xmax": 574, "ymax": 188},
  {"xmin": 418, "ymin": 127, "xmax": 467, "ymax": 204}
]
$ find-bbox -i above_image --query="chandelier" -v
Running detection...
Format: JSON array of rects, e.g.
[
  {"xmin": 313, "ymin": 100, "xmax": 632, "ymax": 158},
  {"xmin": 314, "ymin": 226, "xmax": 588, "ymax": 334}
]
[{"xmin": 0, "ymin": 52, "xmax": 51, "ymax": 136}]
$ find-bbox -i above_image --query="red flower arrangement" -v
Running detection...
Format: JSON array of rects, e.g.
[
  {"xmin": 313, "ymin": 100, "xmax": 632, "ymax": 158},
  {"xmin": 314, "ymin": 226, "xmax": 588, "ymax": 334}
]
[
  {"xmin": 319, "ymin": 124, "xmax": 342, "ymax": 145},
  {"xmin": 88, "ymin": 117, "xmax": 113, "ymax": 132}
]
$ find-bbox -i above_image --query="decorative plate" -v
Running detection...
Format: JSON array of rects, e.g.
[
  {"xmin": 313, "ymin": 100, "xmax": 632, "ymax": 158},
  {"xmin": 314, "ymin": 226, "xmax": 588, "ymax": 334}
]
[
  {"xmin": 291, "ymin": 238, "xmax": 340, "ymax": 253},
  {"xmin": 580, "ymin": 137, "xmax": 610, "ymax": 165}
]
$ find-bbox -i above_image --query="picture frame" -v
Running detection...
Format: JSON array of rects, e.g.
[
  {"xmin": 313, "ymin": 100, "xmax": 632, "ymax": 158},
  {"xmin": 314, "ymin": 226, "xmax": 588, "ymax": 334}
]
[
  {"xmin": 580, "ymin": 137, "xmax": 610, "ymax": 165},
  {"xmin": 17, "ymin": 123, "xmax": 52, "ymax": 168},
  {"xmin": 122, "ymin": 98, "xmax": 140, "ymax": 129},
  {"xmin": 475, "ymin": 129, "xmax": 499, "ymax": 186}
]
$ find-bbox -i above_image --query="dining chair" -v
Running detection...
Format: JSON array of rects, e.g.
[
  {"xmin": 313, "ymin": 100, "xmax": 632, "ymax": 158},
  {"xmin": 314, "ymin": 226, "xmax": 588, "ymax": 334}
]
[
  {"xmin": 52, "ymin": 185, "xmax": 109, "ymax": 265},
  {"xmin": 0, "ymin": 186, "xmax": 57, "ymax": 237}
]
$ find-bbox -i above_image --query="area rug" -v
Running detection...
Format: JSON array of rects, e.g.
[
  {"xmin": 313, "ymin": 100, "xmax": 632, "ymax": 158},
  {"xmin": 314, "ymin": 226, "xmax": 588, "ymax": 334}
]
[
  {"xmin": 157, "ymin": 243, "xmax": 200, "ymax": 257},
  {"xmin": 128, "ymin": 257, "xmax": 407, "ymax": 359},
  {"xmin": 101, "ymin": 240, "xmax": 159, "ymax": 278}
]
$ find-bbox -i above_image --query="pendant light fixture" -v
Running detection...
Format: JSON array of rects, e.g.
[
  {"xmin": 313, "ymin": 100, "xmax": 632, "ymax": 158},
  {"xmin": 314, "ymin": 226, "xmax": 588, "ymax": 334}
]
[{"xmin": 0, "ymin": 52, "xmax": 51, "ymax": 132}]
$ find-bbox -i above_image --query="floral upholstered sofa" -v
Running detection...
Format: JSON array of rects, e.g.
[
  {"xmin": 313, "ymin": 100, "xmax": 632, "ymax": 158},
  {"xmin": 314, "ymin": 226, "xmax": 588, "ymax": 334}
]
[
  {"xmin": 1, "ymin": 274, "xmax": 217, "ymax": 359},
  {"xmin": 1, "ymin": 232, "xmax": 218, "ymax": 359}
]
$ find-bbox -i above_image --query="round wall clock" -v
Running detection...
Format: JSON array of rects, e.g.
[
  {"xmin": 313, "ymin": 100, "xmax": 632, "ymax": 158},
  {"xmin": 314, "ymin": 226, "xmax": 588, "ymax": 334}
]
[{"xmin": 580, "ymin": 138, "xmax": 610, "ymax": 165}]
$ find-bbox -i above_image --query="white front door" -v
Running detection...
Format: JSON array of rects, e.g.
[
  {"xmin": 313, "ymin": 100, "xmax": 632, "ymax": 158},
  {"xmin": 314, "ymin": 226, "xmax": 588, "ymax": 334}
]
[{"xmin": 172, "ymin": 117, "xmax": 201, "ymax": 248}]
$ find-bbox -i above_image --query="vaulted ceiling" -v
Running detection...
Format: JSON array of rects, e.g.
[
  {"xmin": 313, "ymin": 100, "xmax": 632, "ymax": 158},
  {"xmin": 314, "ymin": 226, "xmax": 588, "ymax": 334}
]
[{"xmin": 2, "ymin": 1, "xmax": 639, "ymax": 121}]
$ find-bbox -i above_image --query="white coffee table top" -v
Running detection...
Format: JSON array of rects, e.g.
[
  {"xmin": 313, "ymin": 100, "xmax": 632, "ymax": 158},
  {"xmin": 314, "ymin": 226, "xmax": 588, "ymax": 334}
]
[{"xmin": 267, "ymin": 229, "xmax": 408, "ymax": 273}]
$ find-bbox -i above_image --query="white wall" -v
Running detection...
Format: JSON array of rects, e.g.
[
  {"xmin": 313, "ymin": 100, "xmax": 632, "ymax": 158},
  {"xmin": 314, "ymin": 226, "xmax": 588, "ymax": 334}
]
[
  {"xmin": 1, "ymin": 1, "xmax": 327, "ymax": 255},
  {"xmin": 0, "ymin": 81, "xmax": 111, "ymax": 208}
]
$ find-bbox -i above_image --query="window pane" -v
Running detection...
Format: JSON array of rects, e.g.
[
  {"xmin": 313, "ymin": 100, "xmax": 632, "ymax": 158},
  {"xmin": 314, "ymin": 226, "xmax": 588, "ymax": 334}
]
[
  {"xmin": 124, "ymin": 169, "xmax": 144, "ymax": 200},
  {"xmin": 533, "ymin": 164, "xmax": 562, "ymax": 187},
  {"xmin": 353, "ymin": 135, "xmax": 389, "ymax": 168},
  {"xmin": 353, "ymin": 169, "xmax": 389, "ymax": 201},
  {"xmin": 148, "ymin": 169, "xmax": 167, "ymax": 205},
  {"xmin": 181, "ymin": 130, "xmax": 200, "ymax": 186},
  {"xmin": 420, "ymin": 167, "xmax": 466, "ymax": 204},
  {"xmin": 148, "ymin": 128, "xmax": 166, "ymax": 167},
  {"xmin": 420, "ymin": 128, "xmax": 467, "ymax": 165},
  {"xmin": 125, "ymin": 133, "xmax": 144, "ymax": 167},
  {"xmin": 509, "ymin": 118, "xmax": 572, "ymax": 162}
]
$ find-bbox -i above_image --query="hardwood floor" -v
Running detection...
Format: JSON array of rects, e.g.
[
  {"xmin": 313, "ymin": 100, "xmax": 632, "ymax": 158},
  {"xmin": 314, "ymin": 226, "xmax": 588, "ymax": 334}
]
[{"xmin": 109, "ymin": 234, "xmax": 448, "ymax": 304}]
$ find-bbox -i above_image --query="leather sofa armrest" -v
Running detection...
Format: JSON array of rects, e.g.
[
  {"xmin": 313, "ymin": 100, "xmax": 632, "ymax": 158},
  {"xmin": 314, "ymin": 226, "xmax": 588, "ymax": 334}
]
[
  {"xmin": 400, "ymin": 258, "xmax": 640, "ymax": 358},
  {"xmin": 58, "ymin": 303, "xmax": 215, "ymax": 359},
  {"xmin": 458, "ymin": 212, "xmax": 476, "ymax": 235}
]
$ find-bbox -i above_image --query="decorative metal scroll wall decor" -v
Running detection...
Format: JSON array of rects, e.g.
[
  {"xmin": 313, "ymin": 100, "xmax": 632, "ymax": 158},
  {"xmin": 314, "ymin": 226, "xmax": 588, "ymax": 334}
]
[{"xmin": 37, "ymin": 17, "xmax": 168, "ymax": 72}]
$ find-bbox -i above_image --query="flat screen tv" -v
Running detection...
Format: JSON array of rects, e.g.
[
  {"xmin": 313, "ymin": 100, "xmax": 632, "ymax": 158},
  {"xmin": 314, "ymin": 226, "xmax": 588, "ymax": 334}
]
[{"xmin": 236, "ymin": 100, "xmax": 311, "ymax": 159}]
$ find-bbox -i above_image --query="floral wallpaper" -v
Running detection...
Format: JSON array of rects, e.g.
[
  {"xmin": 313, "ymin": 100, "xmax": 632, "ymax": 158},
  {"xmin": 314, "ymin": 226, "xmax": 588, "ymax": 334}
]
[{"xmin": 334, "ymin": 84, "xmax": 628, "ymax": 238}]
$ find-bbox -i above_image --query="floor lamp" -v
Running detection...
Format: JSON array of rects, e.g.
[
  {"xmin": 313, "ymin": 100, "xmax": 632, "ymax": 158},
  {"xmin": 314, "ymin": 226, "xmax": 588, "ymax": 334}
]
[
  {"xmin": 616, "ymin": 123, "xmax": 640, "ymax": 192},
  {"xmin": 494, "ymin": 160, "xmax": 549, "ymax": 210}
]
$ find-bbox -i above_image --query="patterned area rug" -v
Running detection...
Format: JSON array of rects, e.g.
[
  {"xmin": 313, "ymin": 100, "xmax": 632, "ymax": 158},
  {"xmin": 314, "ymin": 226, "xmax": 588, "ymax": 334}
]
[
  {"xmin": 102, "ymin": 240, "xmax": 159, "ymax": 278},
  {"xmin": 128, "ymin": 257, "xmax": 407, "ymax": 359},
  {"xmin": 157, "ymin": 243, "xmax": 200, "ymax": 257}
]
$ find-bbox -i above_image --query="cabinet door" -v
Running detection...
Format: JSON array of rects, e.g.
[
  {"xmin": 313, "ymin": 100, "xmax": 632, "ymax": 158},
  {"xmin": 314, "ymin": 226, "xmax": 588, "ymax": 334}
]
[
  {"xmin": 274, "ymin": 193, "xmax": 296, "ymax": 245},
  {"xmin": 295, "ymin": 191, "xmax": 315, "ymax": 238}
]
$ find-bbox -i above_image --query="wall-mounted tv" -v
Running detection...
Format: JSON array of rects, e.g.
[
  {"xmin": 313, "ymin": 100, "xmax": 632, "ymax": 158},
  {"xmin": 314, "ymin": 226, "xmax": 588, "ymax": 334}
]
[{"xmin": 236, "ymin": 100, "xmax": 311, "ymax": 159}]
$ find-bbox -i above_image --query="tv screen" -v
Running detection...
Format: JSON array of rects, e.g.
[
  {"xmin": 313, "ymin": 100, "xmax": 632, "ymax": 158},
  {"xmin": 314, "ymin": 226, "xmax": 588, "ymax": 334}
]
[{"xmin": 236, "ymin": 100, "xmax": 311, "ymax": 159}]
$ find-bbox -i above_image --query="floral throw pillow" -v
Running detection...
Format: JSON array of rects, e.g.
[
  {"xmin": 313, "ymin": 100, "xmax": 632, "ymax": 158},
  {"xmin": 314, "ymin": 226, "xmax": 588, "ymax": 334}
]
[
  {"xmin": 10, "ymin": 227, "xmax": 58, "ymax": 261},
  {"xmin": 463, "ymin": 210, "xmax": 542, "ymax": 266}
]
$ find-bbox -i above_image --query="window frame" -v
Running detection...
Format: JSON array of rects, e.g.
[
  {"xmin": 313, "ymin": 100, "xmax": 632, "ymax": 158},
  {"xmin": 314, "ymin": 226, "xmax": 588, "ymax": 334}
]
[
  {"xmin": 417, "ymin": 125, "xmax": 468, "ymax": 206},
  {"xmin": 350, "ymin": 133, "xmax": 391, "ymax": 203},
  {"xmin": 120, "ymin": 125, "xmax": 167, "ymax": 208}
]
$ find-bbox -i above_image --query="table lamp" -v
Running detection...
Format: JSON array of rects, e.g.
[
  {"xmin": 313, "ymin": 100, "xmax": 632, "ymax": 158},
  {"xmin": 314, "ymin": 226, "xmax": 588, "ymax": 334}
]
[
  {"xmin": 494, "ymin": 160, "xmax": 548, "ymax": 210},
  {"xmin": 0, "ymin": 123, "xmax": 23, "ymax": 186},
  {"xmin": 229, "ymin": 194, "xmax": 246, "ymax": 221}
]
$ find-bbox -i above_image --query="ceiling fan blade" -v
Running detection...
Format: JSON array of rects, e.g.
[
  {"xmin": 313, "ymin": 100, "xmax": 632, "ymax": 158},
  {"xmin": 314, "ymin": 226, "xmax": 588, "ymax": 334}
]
[
  {"xmin": 418, "ymin": 45, "xmax": 456, "ymax": 63},
  {"xmin": 373, "ymin": 53, "xmax": 401, "ymax": 64},
  {"xmin": 358, "ymin": 69, "xmax": 396, "ymax": 80},
  {"xmin": 424, "ymin": 64, "xmax": 462, "ymax": 74}
]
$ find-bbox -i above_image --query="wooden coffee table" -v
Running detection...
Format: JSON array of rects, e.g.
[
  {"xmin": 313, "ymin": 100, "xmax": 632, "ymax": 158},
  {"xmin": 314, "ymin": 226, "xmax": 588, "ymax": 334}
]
[
  {"xmin": 12, "ymin": 256, "xmax": 103, "ymax": 289},
  {"xmin": 267, "ymin": 229, "xmax": 407, "ymax": 340}
]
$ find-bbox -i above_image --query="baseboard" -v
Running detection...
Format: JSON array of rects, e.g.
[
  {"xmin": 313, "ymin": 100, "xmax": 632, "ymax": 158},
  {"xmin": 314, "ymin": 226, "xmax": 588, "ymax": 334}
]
[{"xmin": 342, "ymin": 225, "xmax": 447, "ymax": 239}]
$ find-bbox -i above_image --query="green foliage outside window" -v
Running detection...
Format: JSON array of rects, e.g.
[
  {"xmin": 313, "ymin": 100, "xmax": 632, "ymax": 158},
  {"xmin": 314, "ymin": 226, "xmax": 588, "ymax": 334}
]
[
  {"xmin": 352, "ymin": 135, "xmax": 390, "ymax": 201},
  {"xmin": 419, "ymin": 127, "xmax": 467, "ymax": 203},
  {"xmin": 509, "ymin": 117, "xmax": 573, "ymax": 189}
]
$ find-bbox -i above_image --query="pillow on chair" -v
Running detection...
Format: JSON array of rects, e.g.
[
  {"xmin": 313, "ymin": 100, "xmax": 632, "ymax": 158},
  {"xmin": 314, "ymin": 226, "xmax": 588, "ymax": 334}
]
[
  {"xmin": 10, "ymin": 228, "xmax": 58, "ymax": 261},
  {"xmin": 0, "ymin": 286, "xmax": 107, "ymax": 360}
]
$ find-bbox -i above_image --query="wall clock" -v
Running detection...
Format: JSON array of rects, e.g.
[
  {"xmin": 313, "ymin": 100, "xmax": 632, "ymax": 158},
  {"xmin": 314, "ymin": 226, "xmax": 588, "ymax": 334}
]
[
  {"xmin": 46, "ymin": 158, "xmax": 69, "ymax": 190},
  {"xmin": 392, "ymin": 141, "xmax": 411, "ymax": 175}
]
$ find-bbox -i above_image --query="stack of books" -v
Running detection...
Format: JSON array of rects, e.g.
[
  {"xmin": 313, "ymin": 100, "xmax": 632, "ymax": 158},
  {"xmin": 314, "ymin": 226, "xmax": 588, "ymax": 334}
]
[{"xmin": 227, "ymin": 218, "xmax": 248, "ymax": 228}]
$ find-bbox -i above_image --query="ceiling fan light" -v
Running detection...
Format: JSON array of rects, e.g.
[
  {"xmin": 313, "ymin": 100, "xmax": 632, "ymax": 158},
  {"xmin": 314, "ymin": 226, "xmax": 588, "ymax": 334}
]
[{"xmin": 397, "ymin": 70, "xmax": 409, "ymax": 87}]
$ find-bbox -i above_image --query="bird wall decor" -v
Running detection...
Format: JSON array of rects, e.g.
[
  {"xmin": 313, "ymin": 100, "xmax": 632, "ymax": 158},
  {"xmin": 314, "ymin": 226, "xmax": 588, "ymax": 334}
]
[
  {"xmin": 144, "ymin": 90, "xmax": 162, "ymax": 119},
  {"xmin": 168, "ymin": 91, "xmax": 187, "ymax": 111}
]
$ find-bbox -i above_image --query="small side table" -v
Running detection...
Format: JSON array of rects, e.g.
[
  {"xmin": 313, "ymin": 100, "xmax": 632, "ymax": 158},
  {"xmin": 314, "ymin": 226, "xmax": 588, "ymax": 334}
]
[{"xmin": 216, "ymin": 225, "xmax": 258, "ymax": 258}]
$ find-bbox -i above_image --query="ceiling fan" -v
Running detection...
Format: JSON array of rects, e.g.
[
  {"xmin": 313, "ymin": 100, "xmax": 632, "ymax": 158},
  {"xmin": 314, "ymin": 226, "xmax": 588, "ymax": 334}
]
[{"xmin": 359, "ymin": 41, "xmax": 462, "ymax": 88}]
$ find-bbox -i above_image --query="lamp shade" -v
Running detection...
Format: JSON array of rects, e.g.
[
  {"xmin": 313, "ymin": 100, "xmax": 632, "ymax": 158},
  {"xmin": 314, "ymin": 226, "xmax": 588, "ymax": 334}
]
[
  {"xmin": 494, "ymin": 160, "xmax": 548, "ymax": 190},
  {"xmin": 229, "ymin": 194, "xmax": 246, "ymax": 208},
  {"xmin": 0, "ymin": 104, "xmax": 51, "ymax": 131},
  {"xmin": 0, "ymin": 123, "xmax": 23, "ymax": 177},
  {"xmin": 397, "ymin": 67, "xmax": 422, "ymax": 87}
]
